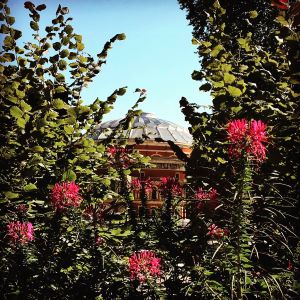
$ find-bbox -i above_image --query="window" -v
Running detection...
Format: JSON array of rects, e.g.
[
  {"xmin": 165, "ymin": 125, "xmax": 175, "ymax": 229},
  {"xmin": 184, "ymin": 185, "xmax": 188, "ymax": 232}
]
[
  {"xmin": 175, "ymin": 173, "xmax": 180, "ymax": 180},
  {"xmin": 140, "ymin": 172, "xmax": 145, "ymax": 178},
  {"xmin": 152, "ymin": 187, "xmax": 158, "ymax": 200}
]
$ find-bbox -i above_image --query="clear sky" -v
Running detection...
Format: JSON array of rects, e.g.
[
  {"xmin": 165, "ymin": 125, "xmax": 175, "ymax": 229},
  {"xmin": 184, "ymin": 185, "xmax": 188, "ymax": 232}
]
[{"xmin": 8, "ymin": 0, "xmax": 211, "ymax": 127}]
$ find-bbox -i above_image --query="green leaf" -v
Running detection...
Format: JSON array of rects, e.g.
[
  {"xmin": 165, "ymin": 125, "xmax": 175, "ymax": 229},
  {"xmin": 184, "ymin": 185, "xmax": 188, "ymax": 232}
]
[
  {"xmin": 58, "ymin": 59, "xmax": 67, "ymax": 70},
  {"xmin": 62, "ymin": 170, "xmax": 77, "ymax": 181},
  {"xmin": 59, "ymin": 49, "xmax": 69, "ymax": 58},
  {"xmin": 53, "ymin": 42, "xmax": 61, "ymax": 51},
  {"xmin": 2, "ymin": 52, "xmax": 15, "ymax": 62},
  {"xmin": 68, "ymin": 52, "xmax": 77, "ymax": 60},
  {"xmin": 191, "ymin": 70, "xmax": 205, "ymax": 81},
  {"xmin": 52, "ymin": 99, "xmax": 67, "ymax": 109},
  {"xmin": 216, "ymin": 157, "xmax": 227, "ymax": 164},
  {"xmin": 6, "ymin": 16, "xmax": 15, "ymax": 25},
  {"xmin": 67, "ymin": 226, "xmax": 74, "ymax": 232},
  {"xmin": 0, "ymin": 24, "xmax": 9, "ymax": 34},
  {"xmin": 276, "ymin": 15, "xmax": 289, "ymax": 26},
  {"xmin": 192, "ymin": 37, "xmax": 200, "ymax": 45},
  {"xmin": 64, "ymin": 125, "xmax": 74, "ymax": 134},
  {"xmin": 24, "ymin": 183, "xmax": 37, "ymax": 192},
  {"xmin": 74, "ymin": 34, "xmax": 82, "ymax": 42},
  {"xmin": 3, "ymin": 36, "xmax": 14, "ymax": 48},
  {"xmin": 56, "ymin": 73, "xmax": 65, "ymax": 82},
  {"xmin": 4, "ymin": 191, "xmax": 19, "ymax": 199},
  {"xmin": 227, "ymin": 86, "xmax": 242, "ymax": 97},
  {"xmin": 249, "ymin": 10, "xmax": 258, "ymax": 19},
  {"xmin": 36, "ymin": 4, "xmax": 46, "ymax": 11},
  {"xmin": 116, "ymin": 33, "xmax": 126, "ymax": 40},
  {"xmin": 224, "ymin": 73, "xmax": 236, "ymax": 84},
  {"xmin": 32, "ymin": 145, "xmax": 44, "ymax": 152},
  {"xmin": 212, "ymin": 81, "xmax": 224, "ymax": 88},
  {"xmin": 117, "ymin": 88, "xmax": 127, "ymax": 96},
  {"xmin": 64, "ymin": 25, "xmax": 73, "ymax": 35},
  {"xmin": 237, "ymin": 38, "xmax": 250, "ymax": 51},
  {"xmin": 231, "ymin": 106, "xmax": 242, "ymax": 114},
  {"xmin": 17, "ymin": 117, "xmax": 26, "ymax": 128},
  {"xmin": 211, "ymin": 45, "xmax": 223, "ymax": 57},
  {"xmin": 76, "ymin": 43, "xmax": 85, "ymax": 51},
  {"xmin": 30, "ymin": 21, "xmax": 39, "ymax": 31},
  {"xmin": 55, "ymin": 86, "xmax": 66, "ymax": 93},
  {"xmin": 199, "ymin": 82, "xmax": 212, "ymax": 92},
  {"xmin": 10, "ymin": 106, "xmax": 23, "ymax": 118}
]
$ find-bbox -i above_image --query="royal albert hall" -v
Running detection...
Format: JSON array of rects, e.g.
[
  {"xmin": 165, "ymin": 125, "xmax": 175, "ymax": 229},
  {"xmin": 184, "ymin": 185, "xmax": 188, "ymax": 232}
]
[{"xmin": 94, "ymin": 112, "xmax": 192, "ymax": 216}]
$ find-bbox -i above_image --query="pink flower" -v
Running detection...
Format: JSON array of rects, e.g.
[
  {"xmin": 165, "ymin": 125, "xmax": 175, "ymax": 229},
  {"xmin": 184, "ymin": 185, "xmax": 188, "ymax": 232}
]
[
  {"xmin": 129, "ymin": 250, "xmax": 161, "ymax": 283},
  {"xmin": 107, "ymin": 146, "xmax": 127, "ymax": 156},
  {"xmin": 7, "ymin": 221, "xmax": 34, "ymax": 245},
  {"xmin": 249, "ymin": 120, "xmax": 268, "ymax": 162},
  {"xmin": 51, "ymin": 182, "xmax": 81, "ymax": 211},
  {"xmin": 195, "ymin": 188, "xmax": 219, "ymax": 210},
  {"xmin": 131, "ymin": 177, "xmax": 154, "ymax": 195},
  {"xmin": 107, "ymin": 146, "xmax": 132, "ymax": 168},
  {"xmin": 227, "ymin": 119, "xmax": 248, "ymax": 144},
  {"xmin": 226, "ymin": 119, "xmax": 268, "ymax": 162},
  {"xmin": 131, "ymin": 178, "xmax": 142, "ymax": 190},
  {"xmin": 160, "ymin": 177, "xmax": 182, "ymax": 197},
  {"xmin": 207, "ymin": 224, "xmax": 229, "ymax": 239}
]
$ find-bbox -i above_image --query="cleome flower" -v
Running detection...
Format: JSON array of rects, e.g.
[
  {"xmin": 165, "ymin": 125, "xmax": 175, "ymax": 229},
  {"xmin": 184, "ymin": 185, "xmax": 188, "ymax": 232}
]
[
  {"xmin": 129, "ymin": 250, "xmax": 161, "ymax": 283},
  {"xmin": 51, "ymin": 182, "xmax": 81, "ymax": 211},
  {"xmin": 207, "ymin": 224, "xmax": 229, "ymax": 239},
  {"xmin": 227, "ymin": 119, "xmax": 268, "ymax": 162},
  {"xmin": 107, "ymin": 146, "xmax": 133, "ymax": 168},
  {"xmin": 131, "ymin": 177, "xmax": 153, "ymax": 192},
  {"xmin": 195, "ymin": 188, "xmax": 219, "ymax": 211},
  {"xmin": 159, "ymin": 177, "xmax": 182, "ymax": 197},
  {"xmin": 7, "ymin": 221, "xmax": 34, "ymax": 245}
]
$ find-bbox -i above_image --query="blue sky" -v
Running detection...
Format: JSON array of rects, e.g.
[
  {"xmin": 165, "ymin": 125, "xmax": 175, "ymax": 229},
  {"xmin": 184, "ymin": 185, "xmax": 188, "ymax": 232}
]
[{"xmin": 8, "ymin": 0, "xmax": 211, "ymax": 127}]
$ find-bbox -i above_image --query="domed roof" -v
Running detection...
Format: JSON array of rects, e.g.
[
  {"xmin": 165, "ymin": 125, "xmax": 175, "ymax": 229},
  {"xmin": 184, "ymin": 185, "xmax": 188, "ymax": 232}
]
[{"xmin": 93, "ymin": 112, "xmax": 192, "ymax": 145}]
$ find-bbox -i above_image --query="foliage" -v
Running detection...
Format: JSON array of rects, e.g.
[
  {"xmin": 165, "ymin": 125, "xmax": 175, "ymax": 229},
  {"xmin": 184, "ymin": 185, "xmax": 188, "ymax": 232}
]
[
  {"xmin": 0, "ymin": 1, "xmax": 149, "ymax": 298},
  {"xmin": 173, "ymin": 0, "xmax": 300, "ymax": 298},
  {"xmin": 0, "ymin": 0, "xmax": 299, "ymax": 299}
]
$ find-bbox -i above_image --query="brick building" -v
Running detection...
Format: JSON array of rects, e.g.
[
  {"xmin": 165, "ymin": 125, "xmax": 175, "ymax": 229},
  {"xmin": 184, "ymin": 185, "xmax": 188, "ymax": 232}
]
[{"xmin": 94, "ymin": 112, "xmax": 192, "ymax": 215}]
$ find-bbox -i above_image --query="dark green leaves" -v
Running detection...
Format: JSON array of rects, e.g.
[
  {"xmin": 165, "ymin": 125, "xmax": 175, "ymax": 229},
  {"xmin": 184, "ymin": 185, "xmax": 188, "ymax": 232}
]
[
  {"xmin": 36, "ymin": 4, "xmax": 46, "ymax": 11},
  {"xmin": 64, "ymin": 24, "xmax": 73, "ymax": 34},
  {"xmin": 53, "ymin": 42, "xmax": 61, "ymax": 51},
  {"xmin": 58, "ymin": 59, "xmax": 67, "ymax": 70},
  {"xmin": 0, "ymin": 24, "xmax": 9, "ymax": 33},
  {"xmin": 62, "ymin": 170, "xmax": 76, "ymax": 181},
  {"xmin": 6, "ymin": 15, "xmax": 15, "ymax": 25},
  {"xmin": 30, "ymin": 21, "xmax": 39, "ymax": 31},
  {"xmin": 116, "ymin": 33, "xmax": 126, "ymax": 40},
  {"xmin": 200, "ymin": 82, "xmax": 212, "ymax": 92}
]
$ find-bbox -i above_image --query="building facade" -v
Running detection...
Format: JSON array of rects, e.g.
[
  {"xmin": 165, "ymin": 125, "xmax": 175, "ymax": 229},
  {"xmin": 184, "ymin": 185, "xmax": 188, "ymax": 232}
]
[{"xmin": 94, "ymin": 112, "xmax": 192, "ymax": 215}]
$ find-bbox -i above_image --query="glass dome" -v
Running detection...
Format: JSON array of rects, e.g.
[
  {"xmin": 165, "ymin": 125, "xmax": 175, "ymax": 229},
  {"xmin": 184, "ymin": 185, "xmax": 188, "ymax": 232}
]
[{"xmin": 93, "ymin": 112, "xmax": 192, "ymax": 145}]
